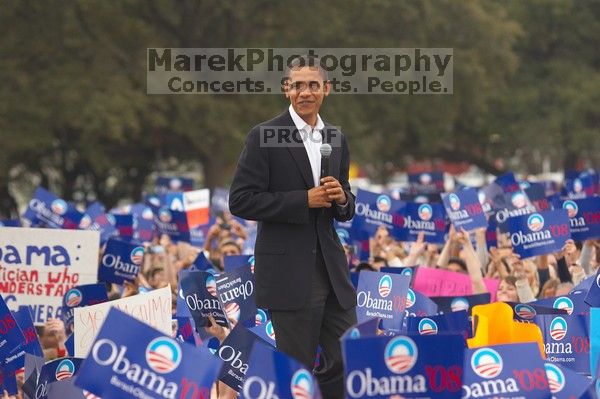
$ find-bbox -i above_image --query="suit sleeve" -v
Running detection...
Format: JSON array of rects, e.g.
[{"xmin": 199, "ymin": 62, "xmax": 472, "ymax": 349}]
[
  {"xmin": 229, "ymin": 127, "xmax": 309, "ymax": 224},
  {"xmin": 332, "ymin": 134, "xmax": 355, "ymax": 222}
]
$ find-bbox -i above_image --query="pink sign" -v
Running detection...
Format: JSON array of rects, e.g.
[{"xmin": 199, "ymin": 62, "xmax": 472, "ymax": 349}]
[{"xmin": 413, "ymin": 267, "xmax": 499, "ymax": 302}]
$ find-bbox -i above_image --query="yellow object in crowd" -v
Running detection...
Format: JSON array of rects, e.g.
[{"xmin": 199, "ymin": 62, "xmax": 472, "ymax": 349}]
[{"xmin": 467, "ymin": 302, "xmax": 546, "ymax": 358}]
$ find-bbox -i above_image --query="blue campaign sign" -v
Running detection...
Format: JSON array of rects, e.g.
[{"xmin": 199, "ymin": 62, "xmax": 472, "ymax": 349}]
[
  {"xmin": 176, "ymin": 270, "xmax": 193, "ymax": 318},
  {"xmin": 342, "ymin": 318, "xmax": 381, "ymax": 340},
  {"xmin": 573, "ymin": 275, "xmax": 594, "ymax": 292},
  {"xmin": 479, "ymin": 182, "xmax": 505, "ymax": 215},
  {"xmin": 80, "ymin": 203, "xmax": 118, "ymax": 244},
  {"xmin": 217, "ymin": 324, "xmax": 265, "ymax": 392},
  {"xmin": 247, "ymin": 319, "xmax": 277, "ymax": 348},
  {"xmin": 191, "ymin": 251, "xmax": 216, "ymax": 272},
  {"xmin": 404, "ymin": 288, "xmax": 438, "ymax": 319},
  {"xmin": 351, "ymin": 189, "xmax": 405, "ymax": 238},
  {"xmin": 431, "ymin": 293, "xmax": 491, "ymax": 315},
  {"xmin": 585, "ymin": 268, "xmax": 600, "ymax": 307},
  {"xmin": 174, "ymin": 317, "xmax": 197, "ymax": 345},
  {"xmin": 590, "ymin": 308, "xmax": 600, "ymax": 382},
  {"xmin": 111, "ymin": 213, "xmax": 134, "ymax": 239},
  {"xmin": 560, "ymin": 197, "xmax": 600, "ymax": 241},
  {"xmin": 485, "ymin": 216, "xmax": 497, "ymax": 250},
  {"xmin": 379, "ymin": 266, "xmax": 418, "ymax": 287},
  {"xmin": 400, "ymin": 192, "xmax": 442, "ymax": 204},
  {"xmin": 494, "ymin": 190, "xmax": 537, "ymax": 231},
  {"xmin": 0, "ymin": 219, "xmax": 20, "ymax": 227},
  {"xmin": 46, "ymin": 379, "xmax": 92, "ymax": 399},
  {"xmin": 180, "ymin": 270, "xmax": 228, "ymax": 328},
  {"xmin": 37, "ymin": 357, "xmax": 83, "ymax": 399},
  {"xmin": 74, "ymin": 308, "xmax": 222, "ymax": 399},
  {"xmin": 3, "ymin": 307, "xmax": 43, "ymax": 373},
  {"xmin": 406, "ymin": 311, "xmax": 471, "ymax": 338},
  {"xmin": 408, "ymin": 172, "xmax": 445, "ymax": 194},
  {"xmin": 524, "ymin": 182, "xmax": 553, "ymax": 212},
  {"xmin": 135, "ymin": 215, "xmax": 156, "ymax": 243},
  {"xmin": 98, "ymin": 238, "xmax": 144, "ymax": 285},
  {"xmin": 441, "ymin": 189, "xmax": 487, "ymax": 231},
  {"xmin": 356, "ymin": 271, "xmax": 411, "ymax": 331},
  {"xmin": 241, "ymin": 341, "xmax": 321, "ymax": 399},
  {"xmin": 494, "ymin": 172, "xmax": 520, "ymax": 193},
  {"xmin": 533, "ymin": 291, "xmax": 589, "ymax": 315},
  {"xmin": 0, "ymin": 367, "xmax": 18, "ymax": 396},
  {"xmin": 544, "ymin": 362, "xmax": 594, "ymax": 399},
  {"xmin": 22, "ymin": 187, "xmax": 84, "ymax": 229},
  {"xmin": 565, "ymin": 170, "xmax": 598, "ymax": 198},
  {"xmin": 0, "ymin": 295, "xmax": 24, "ymax": 359},
  {"xmin": 393, "ymin": 202, "xmax": 447, "ymax": 244},
  {"xmin": 506, "ymin": 209, "xmax": 571, "ymax": 258},
  {"xmin": 61, "ymin": 284, "xmax": 108, "ymax": 335},
  {"xmin": 505, "ymin": 302, "xmax": 567, "ymax": 323},
  {"xmin": 335, "ymin": 219, "xmax": 363, "ymax": 244},
  {"xmin": 65, "ymin": 333, "xmax": 74, "ymax": 355},
  {"xmin": 117, "ymin": 202, "xmax": 156, "ymax": 243},
  {"xmin": 146, "ymin": 196, "xmax": 191, "ymax": 242},
  {"xmin": 155, "ymin": 176, "xmax": 194, "ymax": 193},
  {"xmin": 190, "ymin": 217, "xmax": 216, "ymax": 248},
  {"xmin": 254, "ymin": 308, "xmax": 270, "ymax": 326},
  {"xmin": 216, "ymin": 266, "xmax": 257, "ymax": 328},
  {"xmin": 343, "ymin": 333, "xmax": 465, "ymax": 398},
  {"xmin": 223, "ymin": 255, "xmax": 254, "ymax": 272},
  {"xmin": 462, "ymin": 343, "xmax": 551, "ymax": 399},
  {"xmin": 535, "ymin": 314, "xmax": 590, "ymax": 374}
]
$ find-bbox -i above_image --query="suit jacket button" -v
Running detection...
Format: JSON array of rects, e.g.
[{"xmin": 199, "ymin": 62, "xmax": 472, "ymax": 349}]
[{"xmin": 312, "ymin": 249, "xmax": 316, "ymax": 254}]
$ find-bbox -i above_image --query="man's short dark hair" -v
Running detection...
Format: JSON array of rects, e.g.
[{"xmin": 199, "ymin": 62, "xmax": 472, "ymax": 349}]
[{"xmin": 286, "ymin": 54, "xmax": 329, "ymax": 81}]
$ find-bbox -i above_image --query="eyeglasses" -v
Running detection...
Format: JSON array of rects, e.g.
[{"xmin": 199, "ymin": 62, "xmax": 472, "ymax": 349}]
[{"xmin": 287, "ymin": 80, "xmax": 325, "ymax": 92}]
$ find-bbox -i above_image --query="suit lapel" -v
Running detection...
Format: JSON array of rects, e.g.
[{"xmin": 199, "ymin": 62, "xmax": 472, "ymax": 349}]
[
  {"xmin": 280, "ymin": 111, "xmax": 314, "ymax": 189},
  {"xmin": 287, "ymin": 141, "xmax": 314, "ymax": 189}
]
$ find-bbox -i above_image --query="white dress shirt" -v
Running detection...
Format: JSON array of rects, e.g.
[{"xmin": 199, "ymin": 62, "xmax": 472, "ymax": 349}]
[
  {"xmin": 289, "ymin": 105, "xmax": 324, "ymax": 187},
  {"xmin": 288, "ymin": 106, "xmax": 349, "ymax": 209}
]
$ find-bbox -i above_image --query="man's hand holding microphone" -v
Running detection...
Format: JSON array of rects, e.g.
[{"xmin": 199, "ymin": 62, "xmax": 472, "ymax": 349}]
[{"xmin": 308, "ymin": 143, "xmax": 347, "ymax": 208}]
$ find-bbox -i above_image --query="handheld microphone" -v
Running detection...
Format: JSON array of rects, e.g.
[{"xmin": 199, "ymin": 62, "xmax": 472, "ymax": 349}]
[{"xmin": 319, "ymin": 143, "xmax": 332, "ymax": 184}]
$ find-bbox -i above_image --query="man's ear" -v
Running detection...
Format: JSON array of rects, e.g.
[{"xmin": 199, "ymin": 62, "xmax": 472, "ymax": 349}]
[
  {"xmin": 282, "ymin": 77, "xmax": 290, "ymax": 99},
  {"xmin": 323, "ymin": 80, "xmax": 332, "ymax": 97}
]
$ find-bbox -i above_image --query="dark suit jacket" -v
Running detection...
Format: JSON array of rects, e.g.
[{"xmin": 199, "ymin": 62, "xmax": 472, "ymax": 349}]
[{"xmin": 229, "ymin": 110, "xmax": 357, "ymax": 311}]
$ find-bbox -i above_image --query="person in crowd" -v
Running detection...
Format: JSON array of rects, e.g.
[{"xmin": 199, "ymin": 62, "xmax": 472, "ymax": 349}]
[
  {"xmin": 555, "ymin": 281, "xmax": 575, "ymax": 296},
  {"xmin": 447, "ymin": 257, "xmax": 468, "ymax": 274},
  {"xmin": 539, "ymin": 278, "xmax": 560, "ymax": 298},
  {"xmin": 39, "ymin": 318, "xmax": 67, "ymax": 360},
  {"xmin": 147, "ymin": 266, "xmax": 167, "ymax": 289},
  {"xmin": 496, "ymin": 276, "xmax": 519, "ymax": 302},
  {"xmin": 204, "ymin": 212, "xmax": 248, "ymax": 261},
  {"xmin": 370, "ymin": 256, "xmax": 387, "ymax": 270},
  {"xmin": 217, "ymin": 240, "xmax": 242, "ymax": 271}
]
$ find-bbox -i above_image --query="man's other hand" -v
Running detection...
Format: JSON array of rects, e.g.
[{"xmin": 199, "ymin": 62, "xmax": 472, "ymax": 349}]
[
  {"xmin": 321, "ymin": 176, "xmax": 347, "ymax": 205},
  {"xmin": 308, "ymin": 186, "xmax": 332, "ymax": 208}
]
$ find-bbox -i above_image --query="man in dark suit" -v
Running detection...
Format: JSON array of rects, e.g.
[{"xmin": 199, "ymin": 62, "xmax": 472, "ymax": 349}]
[{"xmin": 229, "ymin": 55, "xmax": 356, "ymax": 398}]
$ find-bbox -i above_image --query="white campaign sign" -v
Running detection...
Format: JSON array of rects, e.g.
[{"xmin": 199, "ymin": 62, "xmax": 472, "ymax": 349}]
[
  {"xmin": 73, "ymin": 285, "xmax": 172, "ymax": 357},
  {"xmin": 0, "ymin": 227, "xmax": 99, "ymax": 324}
]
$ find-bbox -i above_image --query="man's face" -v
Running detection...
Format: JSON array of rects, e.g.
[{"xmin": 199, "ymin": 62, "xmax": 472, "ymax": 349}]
[{"xmin": 285, "ymin": 67, "xmax": 330, "ymax": 121}]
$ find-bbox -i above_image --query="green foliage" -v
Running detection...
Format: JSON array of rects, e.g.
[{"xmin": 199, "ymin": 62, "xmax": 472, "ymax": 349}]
[{"xmin": 0, "ymin": 0, "xmax": 598, "ymax": 216}]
